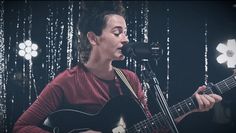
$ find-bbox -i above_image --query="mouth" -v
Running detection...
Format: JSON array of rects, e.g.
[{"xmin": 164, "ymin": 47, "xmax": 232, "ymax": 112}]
[
  {"xmin": 117, "ymin": 47, "xmax": 122, "ymax": 52},
  {"xmin": 117, "ymin": 48, "xmax": 123, "ymax": 55}
]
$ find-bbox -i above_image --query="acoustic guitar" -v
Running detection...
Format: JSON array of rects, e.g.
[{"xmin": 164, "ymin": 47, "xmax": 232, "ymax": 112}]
[{"xmin": 43, "ymin": 73, "xmax": 236, "ymax": 133}]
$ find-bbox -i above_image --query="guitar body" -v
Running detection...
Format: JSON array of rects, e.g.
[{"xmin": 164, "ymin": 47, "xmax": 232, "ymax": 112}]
[{"xmin": 43, "ymin": 95, "xmax": 148, "ymax": 133}]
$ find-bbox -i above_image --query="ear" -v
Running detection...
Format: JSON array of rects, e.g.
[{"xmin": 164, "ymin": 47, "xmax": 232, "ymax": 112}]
[{"xmin": 87, "ymin": 32, "xmax": 97, "ymax": 46}]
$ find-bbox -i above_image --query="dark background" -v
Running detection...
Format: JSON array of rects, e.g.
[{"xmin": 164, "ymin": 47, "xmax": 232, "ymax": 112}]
[{"xmin": 2, "ymin": 1, "xmax": 236, "ymax": 133}]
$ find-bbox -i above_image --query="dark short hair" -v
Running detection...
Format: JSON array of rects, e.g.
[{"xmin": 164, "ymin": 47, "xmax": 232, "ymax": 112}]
[{"xmin": 77, "ymin": 1, "xmax": 126, "ymax": 63}]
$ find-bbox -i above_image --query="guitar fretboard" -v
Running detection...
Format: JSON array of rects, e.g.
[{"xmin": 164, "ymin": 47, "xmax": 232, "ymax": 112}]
[{"xmin": 127, "ymin": 74, "xmax": 236, "ymax": 133}]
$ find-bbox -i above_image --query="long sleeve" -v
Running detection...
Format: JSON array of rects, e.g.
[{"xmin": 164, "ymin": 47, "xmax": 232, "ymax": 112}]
[{"xmin": 13, "ymin": 83, "xmax": 64, "ymax": 133}]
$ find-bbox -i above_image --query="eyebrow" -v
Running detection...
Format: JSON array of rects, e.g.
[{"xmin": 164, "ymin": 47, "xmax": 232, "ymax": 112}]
[{"xmin": 112, "ymin": 26, "xmax": 127, "ymax": 31}]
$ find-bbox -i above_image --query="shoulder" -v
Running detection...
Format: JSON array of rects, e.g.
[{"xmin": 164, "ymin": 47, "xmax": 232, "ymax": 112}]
[
  {"xmin": 51, "ymin": 65, "xmax": 85, "ymax": 85},
  {"xmin": 39, "ymin": 65, "xmax": 86, "ymax": 99}
]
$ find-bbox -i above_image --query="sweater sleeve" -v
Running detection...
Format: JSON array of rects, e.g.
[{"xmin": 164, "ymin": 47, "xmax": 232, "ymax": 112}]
[{"xmin": 13, "ymin": 83, "xmax": 64, "ymax": 133}]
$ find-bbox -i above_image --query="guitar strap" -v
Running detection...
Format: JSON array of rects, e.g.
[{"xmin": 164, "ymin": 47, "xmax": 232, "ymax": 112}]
[{"xmin": 113, "ymin": 67, "xmax": 138, "ymax": 99}]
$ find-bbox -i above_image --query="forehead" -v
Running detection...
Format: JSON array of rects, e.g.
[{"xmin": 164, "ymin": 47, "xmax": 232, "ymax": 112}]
[{"xmin": 105, "ymin": 15, "xmax": 127, "ymax": 30}]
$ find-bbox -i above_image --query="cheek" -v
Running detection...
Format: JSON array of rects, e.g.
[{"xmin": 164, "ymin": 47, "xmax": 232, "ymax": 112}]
[
  {"xmin": 98, "ymin": 34, "xmax": 119, "ymax": 50},
  {"xmin": 102, "ymin": 39, "xmax": 117, "ymax": 49}
]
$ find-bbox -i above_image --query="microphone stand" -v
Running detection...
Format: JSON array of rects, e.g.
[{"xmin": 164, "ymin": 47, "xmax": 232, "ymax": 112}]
[{"xmin": 140, "ymin": 59, "xmax": 179, "ymax": 133}]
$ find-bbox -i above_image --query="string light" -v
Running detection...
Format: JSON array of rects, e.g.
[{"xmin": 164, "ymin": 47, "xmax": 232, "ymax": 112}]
[
  {"xmin": 0, "ymin": 0, "xmax": 7, "ymax": 132},
  {"xmin": 204, "ymin": 20, "xmax": 208, "ymax": 85}
]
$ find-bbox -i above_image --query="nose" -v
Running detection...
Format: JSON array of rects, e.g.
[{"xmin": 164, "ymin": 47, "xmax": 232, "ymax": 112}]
[{"xmin": 121, "ymin": 35, "xmax": 129, "ymax": 45}]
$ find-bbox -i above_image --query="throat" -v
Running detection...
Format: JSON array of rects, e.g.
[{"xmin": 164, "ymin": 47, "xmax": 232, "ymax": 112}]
[
  {"xmin": 84, "ymin": 63, "xmax": 116, "ymax": 80},
  {"xmin": 94, "ymin": 70, "xmax": 117, "ymax": 81}
]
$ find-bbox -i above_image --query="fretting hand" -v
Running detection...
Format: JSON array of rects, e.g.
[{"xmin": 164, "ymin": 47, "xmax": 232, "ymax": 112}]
[{"xmin": 193, "ymin": 85, "xmax": 222, "ymax": 112}]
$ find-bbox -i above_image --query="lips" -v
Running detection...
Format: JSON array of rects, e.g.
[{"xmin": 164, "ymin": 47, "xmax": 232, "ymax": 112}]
[{"xmin": 117, "ymin": 47, "xmax": 122, "ymax": 50}]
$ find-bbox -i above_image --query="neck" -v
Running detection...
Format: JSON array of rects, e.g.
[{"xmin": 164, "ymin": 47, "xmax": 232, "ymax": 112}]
[{"xmin": 84, "ymin": 59, "xmax": 115, "ymax": 80}]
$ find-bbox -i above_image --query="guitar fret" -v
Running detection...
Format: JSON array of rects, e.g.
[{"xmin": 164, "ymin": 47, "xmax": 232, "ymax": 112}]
[
  {"xmin": 172, "ymin": 104, "xmax": 183, "ymax": 118},
  {"xmin": 228, "ymin": 77, "xmax": 236, "ymax": 87},
  {"xmin": 223, "ymin": 79, "xmax": 230, "ymax": 90},
  {"xmin": 219, "ymin": 82, "xmax": 228, "ymax": 93},
  {"xmin": 134, "ymin": 118, "xmax": 154, "ymax": 133},
  {"xmin": 224, "ymin": 76, "xmax": 236, "ymax": 90},
  {"xmin": 154, "ymin": 113, "xmax": 164, "ymax": 127},
  {"xmin": 215, "ymin": 75, "xmax": 236, "ymax": 94},
  {"xmin": 134, "ymin": 122, "xmax": 142, "ymax": 133},
  {"xmin": 204, "ymin": 85, "xmax": 214, "ymax": 95},
  {"xmin": 215, "ymin": 83, "xmax": 223, "ymax": 94},
  {"xmin": 174, "ymin": 105, "xmax": 181, "ymax": 117},
  {"xmin": 219, "ymin": 81, "xmax": 228, "ymax": 92},
  {"xmin": 178, "ymin": 102, "xmax": 185, "ymax": 114},
  {"xmin": 169, "ymin": 98, "xmax": 196, "ymax": 119},
  {"xmin": 146, "ymin": 118, "xmax": 155, "ymax": 132},
  {"xmin": 158, "ymin": 113, "xmax": 168, "ymax": 127},
  {"xmin": 188, "ymin": 98, "xmax": 196, "ymax": 110},
  {"xmin": 181, "ymin": 100, "xmax": 190, "ymax": 113},
  {"xmin": 183, "ymin": 99, "xmax": 191, "ymax": 112},
  {"xmin": 171, "ymin": 105, "xmax": 180, "ymax": 118},
  {"xmin": 142, "ymin": 119, "xmax": 151, "ymax": 133},
  {"xmin": 147, "ymin": 122, "xmax": 152, "ymax": 133},
  {"xmin": 149, "ymin": 116, "xmax": 158, "ymax": 129}
]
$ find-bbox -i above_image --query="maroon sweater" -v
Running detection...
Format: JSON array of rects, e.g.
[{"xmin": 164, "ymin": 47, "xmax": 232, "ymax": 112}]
[{"xmin": 13, "ymin": 64, "xmax": 150, "ymax": 133}]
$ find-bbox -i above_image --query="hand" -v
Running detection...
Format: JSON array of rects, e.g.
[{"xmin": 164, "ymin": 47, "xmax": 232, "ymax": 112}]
[{"xmin": 193, "ymin": 85, "xmax": 222, "ymax": 112}]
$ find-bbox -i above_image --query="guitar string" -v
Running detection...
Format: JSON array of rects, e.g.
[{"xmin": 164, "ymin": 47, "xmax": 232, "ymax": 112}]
[
  {"xmin": 130, "ymin": 111, "xmax": 163, "ymax": 133},
  {"xmin": 215, "ymin": 77, "xmax": 236, "ymax": 93},
  {"xmin": 130, "ymin": 95, "xmax": 201, "ymax": 132},
  {"xmin": 149, "ymin": 97, "xmax": 195, "ymax": 130},
  {"xmin": 221, "ymin": 76, "xmax": 236, "ymax": 89},
  {"xmin": 127, "ymin": 94, "xmax": 196, "ymax": 131},
  {"xmin": 203, "ymin": 75, "xmax": 236, "ymax": 94},
  {"xmin": 139, "ymin": 118, "xmax": 152, "ymax": 133},
  {"xmin": 169, "ymin": 97, "xmax": 196, "ymax": 118},
  {"xmin": 135, "ymin": 117, "xmax": 152, "ymax": 133},
  {"xmin": 128, "ymin": 75, "xmax": 236, "ymax": 133},
  {"xmin": 222, "ymin": 77, "xmax": 236, "ymax": 91}
]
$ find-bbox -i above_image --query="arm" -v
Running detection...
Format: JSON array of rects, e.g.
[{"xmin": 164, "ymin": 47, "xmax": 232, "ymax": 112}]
[{"xmin": 13, "ymin": 83, "xmax": 64, "ymax": 133}]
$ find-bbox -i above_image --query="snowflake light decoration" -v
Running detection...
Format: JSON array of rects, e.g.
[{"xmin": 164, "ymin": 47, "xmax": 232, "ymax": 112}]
[{"xmin": 216, "ymin": 39, "xmax": 236, "ymax": 68}]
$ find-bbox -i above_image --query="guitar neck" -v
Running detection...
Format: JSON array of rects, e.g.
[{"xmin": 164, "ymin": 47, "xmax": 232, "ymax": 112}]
[
  {"xmin": 130, "ymin": 74, "xmax": 236, "ymax": 131},
  {"xmin": 170, "ymin": 74, "xmax": 236, "ymax": 119}
]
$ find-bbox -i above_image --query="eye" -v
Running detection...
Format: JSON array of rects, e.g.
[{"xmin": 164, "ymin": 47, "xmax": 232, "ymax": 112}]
[
  {"xmin": 113, "ymin": 31, "xmax": 121, "ymax": 36},
  {"xmin": 123, "ymin": 31, "xmax": 127, "ymax": 37}
]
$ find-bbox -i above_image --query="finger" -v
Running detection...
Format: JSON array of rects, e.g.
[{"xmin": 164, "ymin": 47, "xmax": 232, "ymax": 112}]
[
  {"xmin": 198, "ymin": 94, "xmax": 213, "ymax": 111},
  {"xmin": 209, "ymin": 94, "xmax": 222, "ymax": 102},
  {"xmin": 202, "ymin": 94, "xmax": 215, "ymax": 109},
  {"xmin": 195, "ymin": 85, "xmax": 206, "ymax": 94},
  {"xmin": 195, "ymin": 93, "xmax": 204, "ymax": 110},
  {"xmin": 201, "ymin": 95, "xmax": 211, "ymax": 108},
  {"xmin": 203, "ymin": 94, "xmax": 215, "ymax": 104}
]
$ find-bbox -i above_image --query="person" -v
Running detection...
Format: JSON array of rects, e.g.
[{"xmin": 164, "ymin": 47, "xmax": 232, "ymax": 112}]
[{"xmin": 13, "ymin": 1, "xmax": 222, "ymax": 133}]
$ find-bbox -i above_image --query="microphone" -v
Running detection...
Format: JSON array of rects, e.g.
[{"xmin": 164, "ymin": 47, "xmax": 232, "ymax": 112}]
[{"xmin": 121, "ymin": 42, "xmax": 163, "ymax": 60}]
